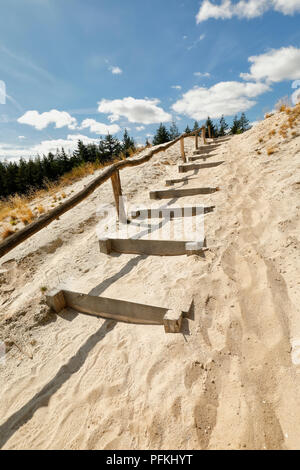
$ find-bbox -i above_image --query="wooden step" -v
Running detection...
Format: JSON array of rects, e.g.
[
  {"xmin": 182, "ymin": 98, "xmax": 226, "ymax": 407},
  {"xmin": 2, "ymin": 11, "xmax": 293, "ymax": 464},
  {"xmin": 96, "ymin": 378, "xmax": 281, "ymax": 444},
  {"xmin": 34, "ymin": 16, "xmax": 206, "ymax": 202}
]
[
  {"xmin": 99, "ymin": 237, "xmax": 206, "ymax": 256},
  {"xmin": 188, "ymin": 154, "xmax": 216, "ymax": 162},
  {"xmin": 46, "ymin": 289, "xmax": 193, "ymax": 333},
  {"xmin": 193, "ymin": 145, "xmax": 220, "ymax": 155},
  {"xmin": 150, "ymin": 187, "xmax": 219, "ymax": 199},
  {"xmin": 178, "ymin": 161, "xmax": 224, "ymax": 173}
]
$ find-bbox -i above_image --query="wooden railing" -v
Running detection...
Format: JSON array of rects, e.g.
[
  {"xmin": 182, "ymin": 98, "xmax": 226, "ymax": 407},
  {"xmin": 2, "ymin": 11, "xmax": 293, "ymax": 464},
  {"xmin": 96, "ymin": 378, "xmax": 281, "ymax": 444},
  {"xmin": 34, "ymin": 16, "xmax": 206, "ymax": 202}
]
[{"xmin": 0, "ymin": 127, "xmax": 209, "ymax": 258}]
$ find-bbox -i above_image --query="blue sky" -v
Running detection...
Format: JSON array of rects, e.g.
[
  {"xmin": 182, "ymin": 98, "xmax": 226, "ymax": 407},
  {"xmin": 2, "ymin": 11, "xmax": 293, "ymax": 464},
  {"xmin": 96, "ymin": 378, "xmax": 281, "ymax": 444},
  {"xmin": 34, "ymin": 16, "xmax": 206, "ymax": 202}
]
[{"xmin": 0, "ymin": 0, "xmax": 300, "ymax": 159}]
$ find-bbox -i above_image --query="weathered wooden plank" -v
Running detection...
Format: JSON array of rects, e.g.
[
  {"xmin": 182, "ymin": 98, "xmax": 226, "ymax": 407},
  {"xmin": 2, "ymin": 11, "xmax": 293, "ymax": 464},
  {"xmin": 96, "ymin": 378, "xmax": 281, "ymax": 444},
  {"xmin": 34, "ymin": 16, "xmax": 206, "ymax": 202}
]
[
  {"xmin": 150, "ymin": 187, "xmax": 219, "ymax": 199},
  {"xmin": 99, "ymin": 237, "xmax": 205, "ymax": 256},
  {"xmin": 178, "ymin": 161, "xmax": 224, "ymax": 173},
  {"xmin": 46, "ymin": 289, "xmax": 193, "ymax": 333},
  {"xmin": 110, "ymin": 170, "xmax": 127, "ymax": 222}
]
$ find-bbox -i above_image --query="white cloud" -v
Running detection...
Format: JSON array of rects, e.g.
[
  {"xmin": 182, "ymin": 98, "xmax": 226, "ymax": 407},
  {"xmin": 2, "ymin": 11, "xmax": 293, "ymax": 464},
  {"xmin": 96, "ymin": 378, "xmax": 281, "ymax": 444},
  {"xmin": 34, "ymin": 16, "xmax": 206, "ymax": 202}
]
[
  {"xmin": 194, "ymin": 72, "xmax": 211, "ymax": 78},
  {"xmin": 18, "ymin": 135, "xmax": 26, "ymax": 139},
  {"xmin": 98, "ymin": 97, "xmax": 172, "ymax": 124},
  {"xmin": 172, "ymin": 85, "xmax": 182, "ymax": 90},
  {"xmin": 241, "ymin": 47, "xmax": 300, "ymax": 83},
  {"xmin": 196, "ymin": 0, "xmax": 300, "ymax": 23},
  {"xmin": 110, "ymin": 66, "xmax": 123, "ymax": 75},
  {"xmin": 172, "ymin": 81, "xmax": 270, "ymax": 119},
  {"xmin": 136, "ymin": 126, "xmax": 145, "ymax": 131},
  {"xmin": 80, "ymin": 118, "xmax": 120, "ymax": 135},
  {"xmin": 0, "ymin": 134, "xmax": 99, "ymax": 160},
  {"xmin": 18, "ymin": 109, "xmax": 77, "ymax": 130},
  {"xmin": 273, "ymin": 0, "xmax": 300, "ymax": 15},
  {"xmin": 196, "ymin": 0, "xmax": 236, "ymax": 22}
]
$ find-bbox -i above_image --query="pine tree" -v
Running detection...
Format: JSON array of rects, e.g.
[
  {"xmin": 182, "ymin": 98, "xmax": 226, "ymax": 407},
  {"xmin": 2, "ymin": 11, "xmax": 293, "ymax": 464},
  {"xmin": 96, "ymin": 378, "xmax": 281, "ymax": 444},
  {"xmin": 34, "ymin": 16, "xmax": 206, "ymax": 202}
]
[
  {"xmin": 153, "ymin": 124, "xmax": 170, "ymax": 145},
  {"xmin": 185, "ymin": 125, "xmax": 191, "ymax": 134},
  {"xmin": 239, "ymin": 113, "xmax": 250, "ymax": 133},
  {"xmin": 205, "ymin": 116, "xmax": 216, "ymax": 138},
  {"xmin": 73, "ymin": 140, "xmax": 89, "ymax": 164},
  {"xmin": 193, "ymin": 121, "xmax": 199, "ymax": 131},
  {"xmin": 218, "ymin": 115, "xmax": 229, "ymax": 136},
  {"xmin": 230, "ymin": 115, "xmax": 240, "ymax": 135},
  {"xmin": 99, "ymin": 134, "xmax": 122, "ymax": 161},
  {"xmin": 122, "ymin": 129, "xmax": 135, "ymax": 156},
  {"xmin": 169, "ymin": 120, "xmax": 180, "ymax": 140}
]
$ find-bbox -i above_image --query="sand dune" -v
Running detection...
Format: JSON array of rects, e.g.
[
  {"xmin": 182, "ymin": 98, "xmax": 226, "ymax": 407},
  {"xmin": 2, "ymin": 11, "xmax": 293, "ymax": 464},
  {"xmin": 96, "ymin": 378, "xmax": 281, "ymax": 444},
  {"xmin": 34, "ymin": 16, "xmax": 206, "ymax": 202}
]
[{"xmin": 0, "ymin": 110, "xmax": 300, "ymax": 450}]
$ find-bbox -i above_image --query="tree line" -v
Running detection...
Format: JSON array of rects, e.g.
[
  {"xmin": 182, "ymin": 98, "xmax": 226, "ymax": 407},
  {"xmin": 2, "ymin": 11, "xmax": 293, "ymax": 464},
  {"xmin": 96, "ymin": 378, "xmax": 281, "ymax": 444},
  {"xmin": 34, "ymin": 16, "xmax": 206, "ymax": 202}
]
[
  {"xmin": 152, "ymin": 113, "xmax": 250, "ymax": 145},
  {"xmin": 0, "ymin": 130, "xmax": 135, "ymax": 199}
]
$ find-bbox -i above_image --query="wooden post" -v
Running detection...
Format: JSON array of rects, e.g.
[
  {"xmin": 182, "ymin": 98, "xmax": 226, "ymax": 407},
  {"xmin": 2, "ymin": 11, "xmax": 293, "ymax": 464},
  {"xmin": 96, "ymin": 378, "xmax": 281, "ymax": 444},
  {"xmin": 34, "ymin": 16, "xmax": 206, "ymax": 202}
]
[
  {"xmin": 195, "ymin": 130, "xmax": 199, "ymax": 150},
  {"xmin": 202, "ymin": 126, "xmax": 207, "ymax": 145},
  {"xmin": 208, "ymin": 126, "xmax": 212, "ymax": 139},
  {"xmin": 111, "ymin": 170, "xmax": 127, "ymax": 223},
  {"xmin": 180, "ymin": 137, "xmax": 186, "ymax": 162}
]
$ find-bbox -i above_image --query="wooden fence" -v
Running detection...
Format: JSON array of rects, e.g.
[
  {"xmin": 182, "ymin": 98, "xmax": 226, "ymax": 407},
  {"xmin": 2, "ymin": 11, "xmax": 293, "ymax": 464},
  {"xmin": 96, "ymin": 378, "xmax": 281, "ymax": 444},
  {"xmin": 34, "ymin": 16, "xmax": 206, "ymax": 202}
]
[{"xmin": 0, "ymin": 127, "xmax": 209, "ymax": 258}]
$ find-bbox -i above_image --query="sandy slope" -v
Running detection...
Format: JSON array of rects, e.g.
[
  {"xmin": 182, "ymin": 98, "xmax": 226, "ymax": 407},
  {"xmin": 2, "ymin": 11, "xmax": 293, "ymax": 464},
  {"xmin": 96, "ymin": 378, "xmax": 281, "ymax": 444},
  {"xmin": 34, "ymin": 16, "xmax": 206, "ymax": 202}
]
[{"xmin": 0, "ymin": 112, "xmax": 300, "ymax": 450}]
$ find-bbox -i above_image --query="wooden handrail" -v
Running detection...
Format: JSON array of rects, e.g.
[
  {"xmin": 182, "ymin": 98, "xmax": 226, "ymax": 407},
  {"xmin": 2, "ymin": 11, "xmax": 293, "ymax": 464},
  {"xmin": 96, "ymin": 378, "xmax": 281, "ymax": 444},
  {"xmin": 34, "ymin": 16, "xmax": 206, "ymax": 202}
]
[{"xmin": 0, "ymin": 128, "xmax": 205, "ymax": 258}]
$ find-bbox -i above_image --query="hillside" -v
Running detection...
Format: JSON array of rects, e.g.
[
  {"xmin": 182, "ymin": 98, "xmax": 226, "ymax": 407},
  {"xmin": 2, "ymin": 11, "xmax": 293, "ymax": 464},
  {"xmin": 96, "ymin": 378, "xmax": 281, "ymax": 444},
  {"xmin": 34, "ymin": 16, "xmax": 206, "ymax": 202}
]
[{"xmin": 0, "ymin": 108, "xmax": 300, "ymax": 450}]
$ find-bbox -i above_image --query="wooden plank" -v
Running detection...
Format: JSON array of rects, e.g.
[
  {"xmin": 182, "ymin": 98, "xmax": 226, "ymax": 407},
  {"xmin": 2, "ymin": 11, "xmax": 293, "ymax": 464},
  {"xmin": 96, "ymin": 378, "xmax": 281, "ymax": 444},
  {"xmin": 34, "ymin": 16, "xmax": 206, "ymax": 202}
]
[
  {"xmin": 189, "ymin": 154, "xmax": 216, "ymax": 162},
  {"xmin": 178, "ymin": 161, "xmax": 224, "ymax": 173},
  {"xmin": 202, "ymin": 126, "xmax": 207, "ymax": 145},
  {"xmin": 150, "ymin": 187, "xmax": 219, "ymax": 199},
  {"xmin": 99, "ymin": 237, "xmax": 205, "ymax": 256},
  {"xmin": 110, "ymin": 170, "xmax": 127, "ymax": 222},
  {"xmin": 180, "ymin": 137, "xmax": 186, "ymax": 162},
  {"xmin": 195, "ymin": 131, "xmax": 199, "ymax": 150},
  {"xmin": 46, "ymin": 289, "xmax": 193, "ymax": 333}
]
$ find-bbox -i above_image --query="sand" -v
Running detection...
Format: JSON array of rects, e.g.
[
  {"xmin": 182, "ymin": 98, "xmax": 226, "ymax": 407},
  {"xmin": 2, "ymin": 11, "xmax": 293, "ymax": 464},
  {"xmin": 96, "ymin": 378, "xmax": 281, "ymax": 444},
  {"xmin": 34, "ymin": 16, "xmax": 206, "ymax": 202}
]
[{"xmin": 0, "ymin": 110, "xmax": 300, "ymax": 450}]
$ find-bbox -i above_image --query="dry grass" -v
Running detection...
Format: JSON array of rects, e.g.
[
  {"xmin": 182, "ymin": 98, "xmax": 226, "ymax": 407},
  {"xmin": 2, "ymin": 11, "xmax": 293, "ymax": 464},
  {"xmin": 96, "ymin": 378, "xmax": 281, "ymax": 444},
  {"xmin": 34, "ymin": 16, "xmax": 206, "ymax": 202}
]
[
  {"xmin": 267, "ymin": 147, "xmax": 277, "ymax": 156},
  {"xmin": 1, "ymin": 226, "xmax": 15, "ymax": 240},
  {"xmin": 37, "ymin": 205, "xmax": 45, "ymax": 214},
  {"xmin": 20, "ymin": 208, "xmax": 35, "ymax": 225},
  {"xmin": 275, "ymin": 96, "xmax": 292, "ymax": 112},
  {"xmin": 269, "ymin": 129, "xmax": 276, "ymax": 137},
  {"xmin": 277, "ymin": 103, "xmax": 300, "ymax": 140},
  {"xmin": 0, "ymin": 194, "xmax": 33, "ymax": 224}
]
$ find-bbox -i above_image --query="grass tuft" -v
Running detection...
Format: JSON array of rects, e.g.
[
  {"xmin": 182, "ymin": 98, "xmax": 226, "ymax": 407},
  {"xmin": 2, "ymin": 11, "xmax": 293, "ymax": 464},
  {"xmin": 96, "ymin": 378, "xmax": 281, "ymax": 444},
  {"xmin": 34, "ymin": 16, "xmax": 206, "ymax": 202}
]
[
  {"xmin": 267, "ymin": 147, "xmax": 277, "ymax": 156},
  {"xmin": 1, "ymin": 226, "xmax": 15, "ymax": 240}
]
